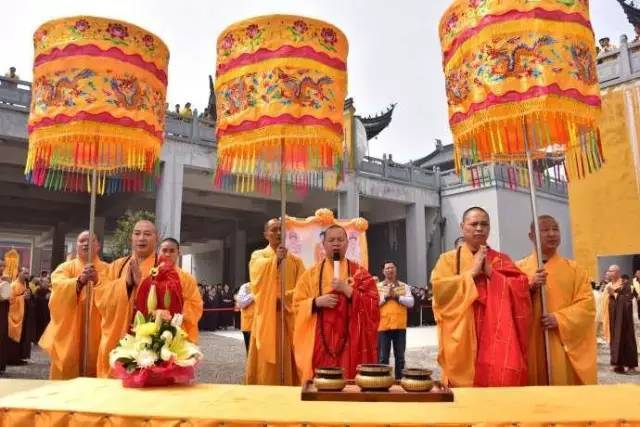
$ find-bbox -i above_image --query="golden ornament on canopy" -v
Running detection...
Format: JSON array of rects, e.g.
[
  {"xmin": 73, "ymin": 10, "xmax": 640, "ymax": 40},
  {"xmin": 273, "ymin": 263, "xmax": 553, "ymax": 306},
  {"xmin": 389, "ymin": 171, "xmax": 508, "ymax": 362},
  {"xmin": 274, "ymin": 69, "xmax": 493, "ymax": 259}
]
[
  {"xmin": 213, "ymin": 15, "xmax": 349, "ymax": 194},
  {"xmin": 26, "ymin": 16, "xmax": 169, "ymax": 194},
  {"xmin": 440, "ymin": 0, "xmax": 603, "ymax": 180}
]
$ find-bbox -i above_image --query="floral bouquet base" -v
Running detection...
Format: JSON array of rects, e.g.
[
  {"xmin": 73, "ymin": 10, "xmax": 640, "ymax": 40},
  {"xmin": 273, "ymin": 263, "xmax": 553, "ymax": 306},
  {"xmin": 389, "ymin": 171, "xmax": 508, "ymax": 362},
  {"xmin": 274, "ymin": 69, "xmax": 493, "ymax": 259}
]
[{"xmin": 113, "ymin": 361, "xmax": 196, "ymax": 388}]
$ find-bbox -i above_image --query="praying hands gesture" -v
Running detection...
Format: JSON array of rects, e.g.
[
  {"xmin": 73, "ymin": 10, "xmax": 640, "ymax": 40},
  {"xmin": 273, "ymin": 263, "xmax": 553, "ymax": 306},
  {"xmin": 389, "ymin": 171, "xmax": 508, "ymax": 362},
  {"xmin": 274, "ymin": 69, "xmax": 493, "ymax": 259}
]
[
  {"xmin": 276, "ymin": 246, "xmax": 287, "ymax": 264},
  {"xmin": 127, "ymin": 257, "xmax": 142, "ymax": 290},
  {"xmin": 471, "ymin": 246, "xmax": 492, "ymax": 278}
]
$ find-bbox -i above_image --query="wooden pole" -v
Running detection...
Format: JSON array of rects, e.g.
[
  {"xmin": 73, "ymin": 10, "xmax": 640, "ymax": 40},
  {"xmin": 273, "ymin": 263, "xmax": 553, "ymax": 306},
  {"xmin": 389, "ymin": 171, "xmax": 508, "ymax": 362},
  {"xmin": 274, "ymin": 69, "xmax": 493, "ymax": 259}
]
[
  {"xmin": 522, "ymin": 119, "xmax": 553, "ymax": 385},
  {"xmin": 279, "ymin": 140, "xmax": 286, "ymax": 386},
  {"xmin": 81, "ymin": 169, "xmax": 97, "ymax": 376}
]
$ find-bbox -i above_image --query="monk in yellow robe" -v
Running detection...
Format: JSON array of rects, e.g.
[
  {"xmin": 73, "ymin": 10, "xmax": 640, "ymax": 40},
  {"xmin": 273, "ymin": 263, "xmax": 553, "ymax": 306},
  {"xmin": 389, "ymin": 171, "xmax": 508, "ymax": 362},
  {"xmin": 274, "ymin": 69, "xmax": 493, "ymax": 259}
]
[
  {"xmin": 293, "ymin": 225, "xmax": 380, "ymax": 384},
  {"xmin": 246, "ymin": 218, "xmax": 305, "ymax": 385},
  {"xmin": 7, "ymin": 267, "xmax": 31, "ymax": 364},
  {"xmin": 431, "ymin": 207, "xmax": 532, "ymax": 387},
  {"xmin": 94, "ymin": 221, "xmax": 202, "ymax": 378},
  {"xmin": 517, "ymin": 215, "xmax": 597, "ymax": 385},
  {"xmin": 39, "ymin": 231, "xmax": 108, "ymax": 379}
]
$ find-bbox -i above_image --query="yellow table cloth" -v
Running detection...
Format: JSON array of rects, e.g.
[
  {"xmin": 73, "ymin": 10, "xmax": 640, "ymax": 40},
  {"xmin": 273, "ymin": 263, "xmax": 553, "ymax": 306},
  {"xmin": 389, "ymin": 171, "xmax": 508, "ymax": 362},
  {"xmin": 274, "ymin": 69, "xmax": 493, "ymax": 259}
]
[{"xmin": 0, "ymin": 378, "xmax": 638, "ymax": 426}]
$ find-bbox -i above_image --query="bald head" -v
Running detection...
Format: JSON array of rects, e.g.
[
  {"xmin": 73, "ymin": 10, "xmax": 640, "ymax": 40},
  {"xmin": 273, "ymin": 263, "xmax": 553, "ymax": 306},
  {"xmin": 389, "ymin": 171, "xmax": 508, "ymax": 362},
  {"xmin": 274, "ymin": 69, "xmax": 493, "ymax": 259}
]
[
  {"xmin": 322, "ymin": 225, "xmax": 348, "ymax": 260},
  {"xmin": 607, "ymin": 264, "xmax": 621, "ymax": 282},
  {"xmin": 529, "ymin": 215, "xmax": 561, "ymax": 257},
  {"xmin": 131, "ymin": 220, "xmax": 158, "ymax": 259},
  {"xmin": 263, "ymin": 218, "xmax": 282, "ymax": 249},
  {"xmin": 76, "ymin": 230, "xmax": 100, "ymax": 262}
]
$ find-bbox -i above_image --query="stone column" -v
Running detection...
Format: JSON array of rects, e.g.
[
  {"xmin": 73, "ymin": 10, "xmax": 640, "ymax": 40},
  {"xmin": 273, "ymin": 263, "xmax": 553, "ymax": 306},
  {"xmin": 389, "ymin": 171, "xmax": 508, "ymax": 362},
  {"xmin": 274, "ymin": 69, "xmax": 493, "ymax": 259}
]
[
  {"xmin": 155, "ymin": 159, "xmax": 184, "ymax": 241},
  {"xmin": 30, "ymin": 239, "xmax": 43, "ymax": 274},
  {"xmin": 406, "ymin": 197, "xmax": 427, "ymax": 286},
  {"xmin": 231, "ymin": 229, "xmax": 247, "ymax": 286},
  {"xmin": 50, "ymin": 224, "xmax": 66, "ymax": 271},
  {"xmin": 338, "ymin": 174, "xmax": 359, "ymax": 219}
]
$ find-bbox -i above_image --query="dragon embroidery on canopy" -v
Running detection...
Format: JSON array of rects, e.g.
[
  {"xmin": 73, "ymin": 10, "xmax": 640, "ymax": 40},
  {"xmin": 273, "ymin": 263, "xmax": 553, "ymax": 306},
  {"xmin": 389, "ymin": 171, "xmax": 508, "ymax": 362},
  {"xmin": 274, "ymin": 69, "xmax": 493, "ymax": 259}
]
[
  {"xmin": 273, "ymin": 67, "xmax": 333, "ymax": 106},
  {"xmin": 111, "ymin": 75, "xmax": 144, "ymax": 109},
  {"xmin": 487, "ymin": 35, "xmax": 554, "ymax": 79}
]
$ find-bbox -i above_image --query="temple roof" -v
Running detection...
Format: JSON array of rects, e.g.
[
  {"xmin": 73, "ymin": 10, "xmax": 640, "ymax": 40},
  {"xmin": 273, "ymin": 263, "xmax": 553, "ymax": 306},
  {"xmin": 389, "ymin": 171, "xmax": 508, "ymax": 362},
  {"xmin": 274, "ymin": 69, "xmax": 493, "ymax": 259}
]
[
  {"xmin": 354, "ymin": 103, "xmax": 397, "ymax": 141},
  {"xmin": 618, "ymin": 0, "xmax": 640, "ymax": 26},
  {"xmin": 411, "ymin": 140, "xmax": 455, "ymax": 171}
]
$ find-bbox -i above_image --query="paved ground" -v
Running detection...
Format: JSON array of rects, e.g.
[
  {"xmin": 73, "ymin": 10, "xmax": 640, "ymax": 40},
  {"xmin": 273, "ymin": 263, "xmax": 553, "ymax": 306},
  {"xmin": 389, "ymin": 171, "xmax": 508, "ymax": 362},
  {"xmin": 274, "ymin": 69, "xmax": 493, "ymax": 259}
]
[{"xmin": 2, "ymin": 326, "xmax": 639, "ymax": 384}]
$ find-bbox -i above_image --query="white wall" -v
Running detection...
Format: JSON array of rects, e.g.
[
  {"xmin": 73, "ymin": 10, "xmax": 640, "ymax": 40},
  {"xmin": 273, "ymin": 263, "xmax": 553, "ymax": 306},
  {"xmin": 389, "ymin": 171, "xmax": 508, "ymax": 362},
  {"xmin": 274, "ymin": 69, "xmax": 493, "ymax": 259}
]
[
  {"xmin": 440, "ymin": 187, "xmax": 571, "ymax": 262},
  {"xmin": 496, "ymin": 189, "xmax": 573, "ymax": 261},
  {"xmin": 182, "ymin": 240, "xmax": 223, "ymax": 284},
  {"xmin": 441, "ymin": 187, "xmax": 500, "ymax": 251}
]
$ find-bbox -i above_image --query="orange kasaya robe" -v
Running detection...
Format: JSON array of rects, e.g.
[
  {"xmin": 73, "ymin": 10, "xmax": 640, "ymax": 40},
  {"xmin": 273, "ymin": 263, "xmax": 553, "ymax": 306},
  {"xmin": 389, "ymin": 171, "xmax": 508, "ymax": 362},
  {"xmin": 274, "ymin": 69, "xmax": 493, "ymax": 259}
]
[
  {"xmin": 293, "ymin": 259, "xmax": 380, "ymax": 384},
  {"xmin": 39, "ymin": 257, "xmax": 108, "ymax": 379},
  {"xmin": 245, "ymin": 246, "xmax": 305, "ymax": 386},
  {"xmin": 517, "ymin": 252, "xmax": 597, "ymax": 386},
  {"xmin": 431, "ymin": 244, "xmax": 531, "ymax": 387},
  {"xmin": 8, "ymin": 279, "xmax": 27, "ymax": 343},
  {"xmin": 93, "ymin": 255, "xmax": 203, "ymax": 378}
]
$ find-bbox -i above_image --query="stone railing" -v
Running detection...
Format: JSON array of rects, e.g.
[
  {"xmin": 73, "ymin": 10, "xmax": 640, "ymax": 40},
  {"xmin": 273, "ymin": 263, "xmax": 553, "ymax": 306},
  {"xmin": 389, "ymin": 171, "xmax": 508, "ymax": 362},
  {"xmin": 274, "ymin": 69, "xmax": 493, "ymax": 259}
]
[
  {"xmin": 439, "ymin": 163, "xmax": 568, "ymax": 198},
  {"xmin": 358, "ymin": 155, "xmax": 437, "ymax": 188},
  {"xmin": 598, "ymin": 35, "xmax": 640, "ymax": 89},
  {"xmin": 0, "ymin": 76, "xmax": 32, "ymax": 109}
]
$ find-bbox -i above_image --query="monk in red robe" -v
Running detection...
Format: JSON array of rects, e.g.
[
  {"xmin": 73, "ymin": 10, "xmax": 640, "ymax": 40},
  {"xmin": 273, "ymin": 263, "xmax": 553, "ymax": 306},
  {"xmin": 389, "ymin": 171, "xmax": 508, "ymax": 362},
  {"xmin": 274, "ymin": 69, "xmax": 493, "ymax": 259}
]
[
  {"xmin": 431, "ymin": 207, "xmax": 532, "ymax": 387},
  {"xmin": 293, "ymin": 225, "xmax": 380, "ymax": 383}
]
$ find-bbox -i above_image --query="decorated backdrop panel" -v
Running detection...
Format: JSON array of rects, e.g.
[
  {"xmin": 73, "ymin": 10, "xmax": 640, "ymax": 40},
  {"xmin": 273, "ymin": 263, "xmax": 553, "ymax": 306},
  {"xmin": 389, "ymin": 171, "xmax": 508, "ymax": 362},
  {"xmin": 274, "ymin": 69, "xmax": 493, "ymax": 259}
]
[
  {"xmin": 27, "ymin": 16, "xmax": 169, "ymax": 194},
  {"xmin": 214, "ymin": 15, "xmax": 348, "ymax": 193},
  {"xmin": 286, "ymin": 209, "xmax": 368, "ymax": 269},
  {"xmin": 440, "ymin": 0, "xmax": 602, "ymax": 179}
]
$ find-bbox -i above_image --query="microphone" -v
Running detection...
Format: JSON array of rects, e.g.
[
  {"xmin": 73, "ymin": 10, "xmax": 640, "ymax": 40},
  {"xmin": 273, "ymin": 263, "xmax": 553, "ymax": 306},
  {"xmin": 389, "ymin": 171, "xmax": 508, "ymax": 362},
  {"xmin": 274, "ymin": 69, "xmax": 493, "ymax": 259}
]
[{"xmin": 333, "ymin": 251, "xmax": 341, "ymax": 280}]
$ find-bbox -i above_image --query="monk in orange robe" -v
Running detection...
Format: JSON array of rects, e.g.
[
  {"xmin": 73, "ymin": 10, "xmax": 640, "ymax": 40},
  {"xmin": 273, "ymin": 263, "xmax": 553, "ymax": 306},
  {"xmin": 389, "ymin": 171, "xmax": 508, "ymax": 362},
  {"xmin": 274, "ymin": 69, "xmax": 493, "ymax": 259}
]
[
  {"xmin": 39, "ymin": 231, "xmax": 108, "ymax": 379},
  {"xmin": 246, "ymin": 218, "xmax": 305, "ymax": 385},
  {"xmin": 7, "ymin": 267, "xmax": 31, "ymax": 365},
  {"xmin": 94, "ymin": 221, "xmax": 202, "ymax": 378},
  {"xmin": 293, "ymin": 225, "xmax": 380, "ymax": 384},
  {"xmin": 431, "ymin": 207, "xmax": 532, "ymax": 387},
  {"xmin": 517, "ymin": 215, "xmax": 596, "ymax": 385}
]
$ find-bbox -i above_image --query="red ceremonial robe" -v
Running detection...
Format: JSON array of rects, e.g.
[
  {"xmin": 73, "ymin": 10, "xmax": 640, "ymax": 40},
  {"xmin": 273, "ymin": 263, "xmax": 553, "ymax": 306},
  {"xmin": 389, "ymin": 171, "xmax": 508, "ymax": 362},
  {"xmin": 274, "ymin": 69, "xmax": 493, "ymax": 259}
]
[
  {"xmin": 134, "ymin": 257, "xmax": 184, "ymax": 318},
  {"xmin": 294, "ymin": 259, "xmax": 379, "ymax": 382}
]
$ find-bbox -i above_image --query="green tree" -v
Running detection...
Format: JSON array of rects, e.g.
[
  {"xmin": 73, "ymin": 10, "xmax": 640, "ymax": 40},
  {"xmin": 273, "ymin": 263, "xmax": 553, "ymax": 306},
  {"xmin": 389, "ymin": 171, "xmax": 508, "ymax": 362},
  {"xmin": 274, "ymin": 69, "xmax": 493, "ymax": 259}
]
[{"xmin": 110, "ymin": 210, "xmax": 156, "ymax": 258}]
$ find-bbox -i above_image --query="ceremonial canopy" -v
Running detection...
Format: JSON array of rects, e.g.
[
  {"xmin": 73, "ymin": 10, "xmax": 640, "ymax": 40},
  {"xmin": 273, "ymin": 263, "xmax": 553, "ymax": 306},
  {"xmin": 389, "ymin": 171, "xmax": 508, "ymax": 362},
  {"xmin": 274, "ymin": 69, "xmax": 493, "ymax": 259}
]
[
  {"xmin": 440, "ymin": 0, "xmax": 602, "ymax": 179},
  {"xmin": 213, "ymin": 15, "xmax": 349, "ymax": 193},
  {"xmin": 26, "ymin": 16, "xmax": 169, "ymax": 193}
]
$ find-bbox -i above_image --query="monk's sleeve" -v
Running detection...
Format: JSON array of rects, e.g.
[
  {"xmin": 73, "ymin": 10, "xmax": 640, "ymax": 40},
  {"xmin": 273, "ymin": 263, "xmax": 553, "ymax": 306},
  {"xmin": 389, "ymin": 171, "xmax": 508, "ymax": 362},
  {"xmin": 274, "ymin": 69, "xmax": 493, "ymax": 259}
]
[
  {"xmin": 93, "ymin": 259, "xmax": 132, "ymax": 378},
  {"xmin": 180, "ymin": 272, "xmax": 203, "ymax": 343},
  {"xmin": 553, "ymin": 264, "xmax": 597, "ymax": 384},
  {"xmin": 39, "ymin": 262, "xmax": 78, "ymax": 360},
  {"xmin": 293, "ymin": 269, "xmax": 317, "ymax": 383},
  {"xmin": 285, "ymin": 257, "xmax": 306, "ymax": 311},
  {"xmin": 492, "ymin": 255, "xmax": 532, "ymax": 356},
  {"xmin": 350, "ymin": 269, "xmax": 381, "ymax": 363},
  {"xmin": 431, "ymin": 254, "xmax": 478, "ymax": 387}
]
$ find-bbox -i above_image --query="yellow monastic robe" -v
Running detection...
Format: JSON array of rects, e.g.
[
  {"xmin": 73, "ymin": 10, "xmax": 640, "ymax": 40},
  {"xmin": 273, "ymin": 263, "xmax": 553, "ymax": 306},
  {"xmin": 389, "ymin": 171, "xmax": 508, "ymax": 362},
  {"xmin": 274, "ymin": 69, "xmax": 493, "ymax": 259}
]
[
  {"xmin": 430, "ymin": 246, "xmax": 479, "ymax": 387},
  {"xmin": 39, "ymin": 258, "xmax": 108, "ymax": 379},
  {"xmin": 517, "ymin": 252, "xmax": 597, "ymax": 385},
  {"xmin": 245, "ymin": 246, "xmax": 305, "ymax": 385},
  {"xmin": 8, "ymin": 279, "xmax": 26, "ymax": 343},
  {"xmin": 600, "ymin": 288, "xmax": 610, "ymax": 343},
  {"xmin": 94, "ymin": 256, "xmax": 203, "ymax": 378}
]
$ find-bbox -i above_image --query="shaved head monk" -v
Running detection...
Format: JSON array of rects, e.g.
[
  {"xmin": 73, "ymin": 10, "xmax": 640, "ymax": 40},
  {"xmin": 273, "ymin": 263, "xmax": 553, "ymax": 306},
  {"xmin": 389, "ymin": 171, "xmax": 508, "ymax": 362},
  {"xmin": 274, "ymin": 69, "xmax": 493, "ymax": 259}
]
[
  {"xmin": 517, "ymin": 215, "xmax": 596, "ymax": 385},
  {"xmin": 431, "ymin": 207, "xmax": 532, "ymax": 387},
  {"xmin": 293, "ymin": 225, "xmax": 380, "ymax": 383},
  {"xmin": 245, "ymin": 218, "xmax": 305, "ymax": 385},
  {"xmin": 94, "ymin": 221, "xmax": 202, "ymax": 378},
  {"xmin": 39, "ymin": 231, "xmax": 108, "ymax": 379}
]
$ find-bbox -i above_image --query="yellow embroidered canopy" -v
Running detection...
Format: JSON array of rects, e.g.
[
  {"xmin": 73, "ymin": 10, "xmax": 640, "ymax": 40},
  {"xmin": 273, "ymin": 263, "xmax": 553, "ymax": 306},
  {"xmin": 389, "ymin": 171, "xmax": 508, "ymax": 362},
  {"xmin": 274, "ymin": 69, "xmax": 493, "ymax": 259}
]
[
  {"xmin": 214, "ymin": 15, "xmax": 348, "ymax": 193},
  {"xmin": 440, "ymin": 0, "xmax": 602, "ymax": 179},
  {"xmin": 26, "ymin": 16, "xmax": 169, "ymax": 194}
]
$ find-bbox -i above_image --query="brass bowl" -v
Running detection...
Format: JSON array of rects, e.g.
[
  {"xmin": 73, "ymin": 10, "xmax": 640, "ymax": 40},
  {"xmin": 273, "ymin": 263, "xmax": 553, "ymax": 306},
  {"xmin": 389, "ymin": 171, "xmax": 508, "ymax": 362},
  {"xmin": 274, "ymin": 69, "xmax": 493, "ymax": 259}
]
[
  {"xmin": 355, "ymin": 364, "xmax": 394, "ymax": 391},
  {"xmin": 313, "ymin": 367, "xmax": 345, "ymax": 391},
  {"xmin": 400, "ymin": 368, "xmax": 434, "ymax": 392}
]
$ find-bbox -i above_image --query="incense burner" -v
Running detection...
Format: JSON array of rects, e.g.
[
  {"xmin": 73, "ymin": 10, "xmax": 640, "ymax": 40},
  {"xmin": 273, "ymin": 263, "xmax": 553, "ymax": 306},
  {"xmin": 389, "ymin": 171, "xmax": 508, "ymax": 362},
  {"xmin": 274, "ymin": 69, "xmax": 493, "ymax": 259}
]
[
  {"xmin": 400, "ymin": 368, "xmax": 434, "ymax": 392},
  {"xmin": 313, "ymin": 367, "xmax": 346, "ymax": 391},
  {"xmin": 355, "ymin": 364, "xmax": 394, "ymax": 391}
]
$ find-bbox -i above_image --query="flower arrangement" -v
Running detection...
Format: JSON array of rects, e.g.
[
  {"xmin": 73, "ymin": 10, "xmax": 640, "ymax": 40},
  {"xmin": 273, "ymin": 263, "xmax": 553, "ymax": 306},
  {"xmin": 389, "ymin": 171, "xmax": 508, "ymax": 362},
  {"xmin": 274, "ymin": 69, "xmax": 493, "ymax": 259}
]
[{"xmin": 109, "ymin": 267, "xmax": 203, "ymax": 388}]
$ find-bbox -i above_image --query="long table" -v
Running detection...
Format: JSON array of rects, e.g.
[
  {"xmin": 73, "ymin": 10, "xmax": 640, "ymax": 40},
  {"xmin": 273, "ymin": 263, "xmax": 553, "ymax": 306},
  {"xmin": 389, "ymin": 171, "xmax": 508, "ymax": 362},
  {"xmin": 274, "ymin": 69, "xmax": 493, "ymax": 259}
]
[{"xmin": 1, "ymin": 378, "xmax": 639, "ymax": 426}]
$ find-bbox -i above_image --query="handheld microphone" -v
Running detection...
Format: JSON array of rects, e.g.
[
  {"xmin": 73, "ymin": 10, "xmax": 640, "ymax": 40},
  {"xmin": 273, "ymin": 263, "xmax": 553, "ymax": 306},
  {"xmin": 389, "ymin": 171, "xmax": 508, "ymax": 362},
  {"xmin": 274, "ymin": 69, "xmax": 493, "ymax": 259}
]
[{"xmin": 333, "ymin": 251, "xmax": 341, "ymax": 280}]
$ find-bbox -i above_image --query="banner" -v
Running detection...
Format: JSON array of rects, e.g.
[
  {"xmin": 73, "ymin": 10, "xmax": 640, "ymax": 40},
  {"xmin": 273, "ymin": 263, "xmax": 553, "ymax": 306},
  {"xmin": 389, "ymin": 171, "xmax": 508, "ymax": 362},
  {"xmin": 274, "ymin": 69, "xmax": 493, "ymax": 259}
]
[{"xmin": 286, "ymin": 209, "xmax": 368, "ymax": 269}]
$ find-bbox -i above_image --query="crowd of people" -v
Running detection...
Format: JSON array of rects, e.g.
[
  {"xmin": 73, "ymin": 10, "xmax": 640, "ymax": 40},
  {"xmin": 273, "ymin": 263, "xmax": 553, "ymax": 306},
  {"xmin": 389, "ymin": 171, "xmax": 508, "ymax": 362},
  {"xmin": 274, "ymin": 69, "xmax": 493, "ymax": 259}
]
[{"xmin": 198, "ymin": 282, "xmax": 238, "ymax": 331}]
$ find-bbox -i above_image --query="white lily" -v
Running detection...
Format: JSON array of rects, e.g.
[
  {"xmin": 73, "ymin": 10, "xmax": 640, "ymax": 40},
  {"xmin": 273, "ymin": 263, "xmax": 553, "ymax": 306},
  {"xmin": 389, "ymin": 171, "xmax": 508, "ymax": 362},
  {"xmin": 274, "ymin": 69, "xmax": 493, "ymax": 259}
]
[
  {"xmin": 170, "ymin": 313, "xmax": 184, "ymax": 328},
  {"xmin": 160, "ymin": 344, "xmax": 176, "ymax": 362},
  {"xmin": 135, "ymin": 349, "xmax": 157, "ymax": 369}
]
